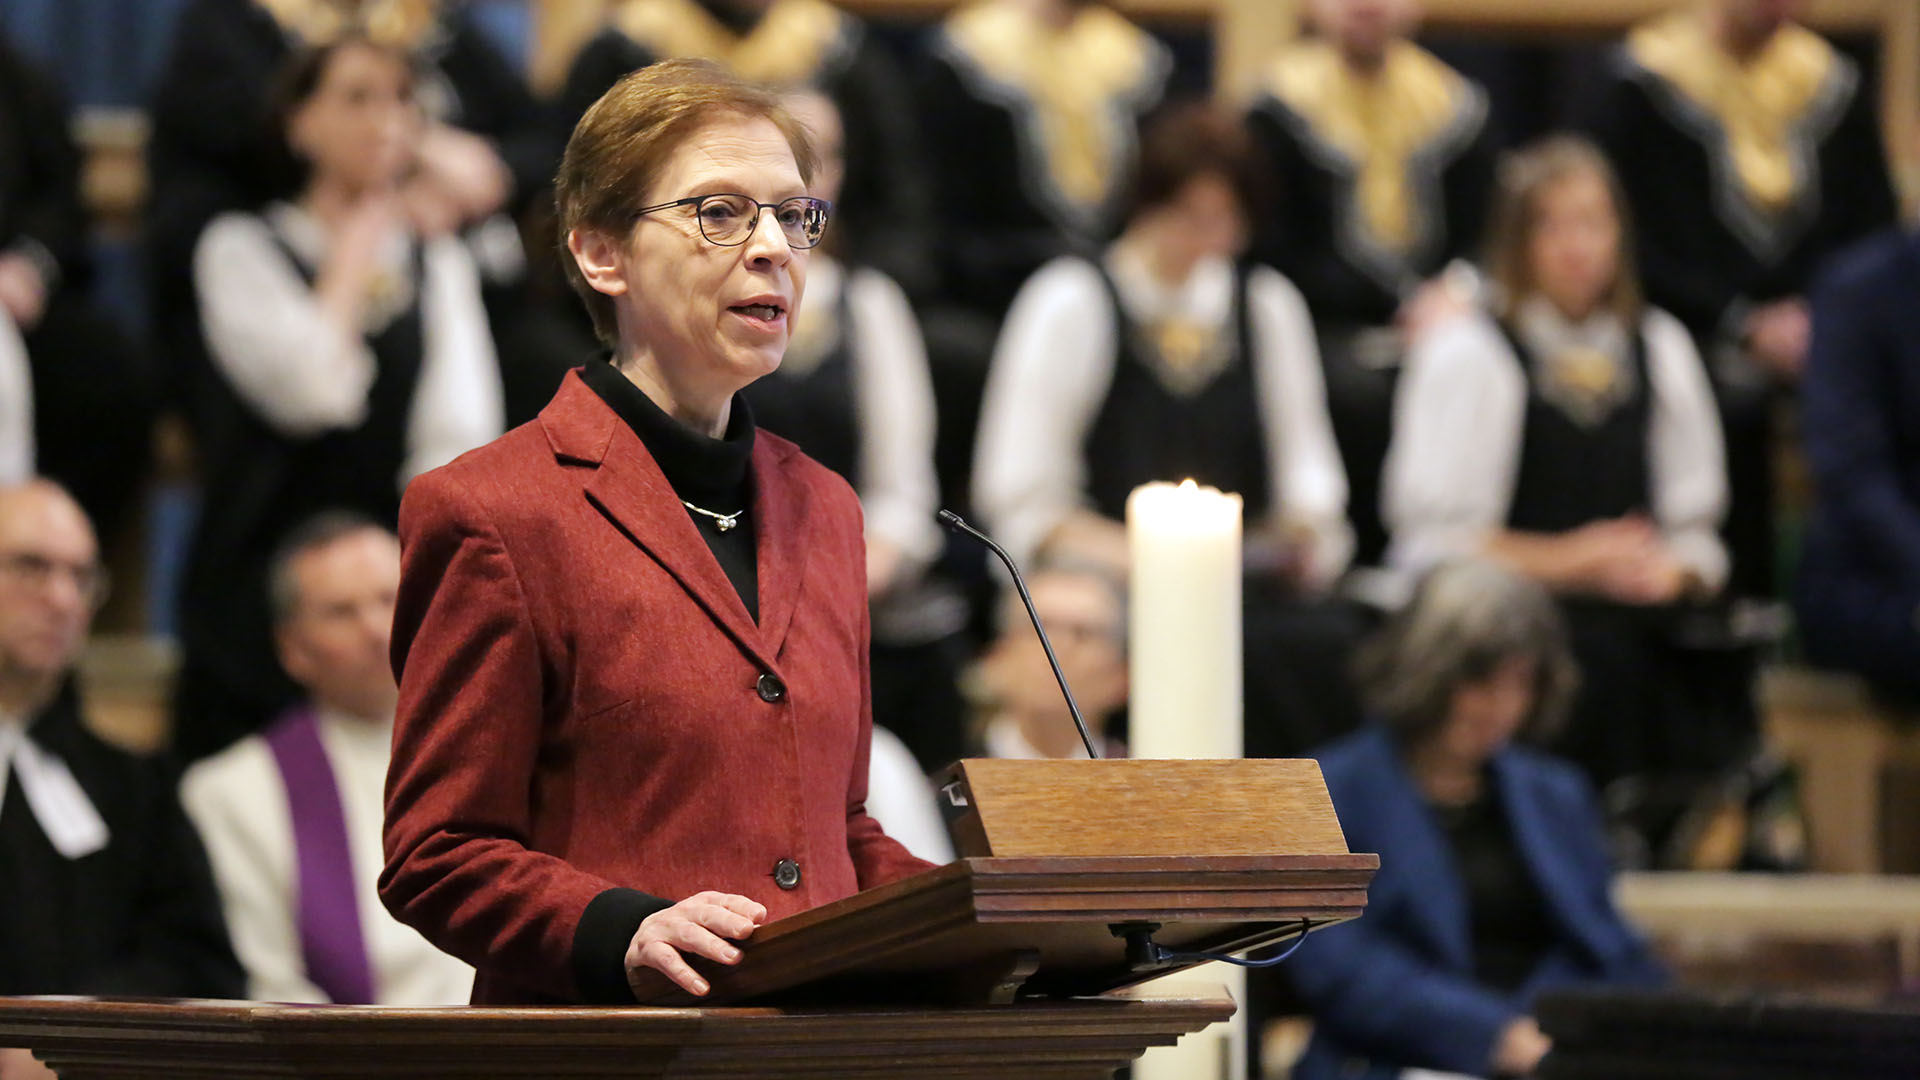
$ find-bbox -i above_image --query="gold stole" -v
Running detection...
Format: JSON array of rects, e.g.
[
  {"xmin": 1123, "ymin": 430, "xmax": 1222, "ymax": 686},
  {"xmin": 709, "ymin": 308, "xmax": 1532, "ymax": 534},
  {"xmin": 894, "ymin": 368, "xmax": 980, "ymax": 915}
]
[
  {"xmin": 941, "ymin": 1, "xmax": 1162, "ymax": 214},
  {"xmin": 1626, "ymin": 9, "xmax": 1838, "ymax": 215},
  {"xmin": 1265, "ymin": 39, "xmax": 1472, "ymax": 256},
  {"xmin": 612, "ymin": 0, "xmax": 848, "ymax": 86},
  {"xmin": 253, "ymin": 0, "xmax": 441, "ymax": 48}
]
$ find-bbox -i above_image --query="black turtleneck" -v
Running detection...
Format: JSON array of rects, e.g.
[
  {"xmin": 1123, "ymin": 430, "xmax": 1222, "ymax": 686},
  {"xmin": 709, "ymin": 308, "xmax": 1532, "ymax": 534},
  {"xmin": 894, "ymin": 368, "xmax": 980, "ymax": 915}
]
[{"xmin": 581, "ymin": 359, "xmax": 759, "ymax": 622}]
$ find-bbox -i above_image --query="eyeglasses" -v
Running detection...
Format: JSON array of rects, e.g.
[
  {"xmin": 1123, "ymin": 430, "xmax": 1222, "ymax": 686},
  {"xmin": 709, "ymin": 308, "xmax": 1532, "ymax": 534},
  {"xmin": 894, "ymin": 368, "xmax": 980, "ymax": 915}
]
[
  {"xmin": 0, "ymin": 551, "xmax": 110, "ymax": 611},
  {"xmin": 632, "ymin": 193, "xmax": 832, "ymax": 249}
]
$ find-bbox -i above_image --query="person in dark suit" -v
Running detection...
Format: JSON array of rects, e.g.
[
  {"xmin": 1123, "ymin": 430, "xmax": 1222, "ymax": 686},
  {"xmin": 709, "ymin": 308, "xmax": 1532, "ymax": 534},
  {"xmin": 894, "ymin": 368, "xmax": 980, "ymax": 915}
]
[
  {"xmin": 1796, "ymin": 228, "xmax": 1920, "ymax": 699},
  {"xmin": 1287, "ymin": 559, "xmax": 1664, "ymax": 1080},
  {"xmin": 0, "ymin": 480, "xmax": 243, "ymax": 1005},
  {"xmin": 380, "ymin": 60, "xmax": 935, "ymax": 1007}
]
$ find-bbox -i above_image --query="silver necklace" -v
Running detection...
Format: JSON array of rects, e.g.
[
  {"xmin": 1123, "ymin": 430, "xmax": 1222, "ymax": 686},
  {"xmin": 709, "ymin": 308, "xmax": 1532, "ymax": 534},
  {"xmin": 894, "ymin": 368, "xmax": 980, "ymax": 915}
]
[{"xmin": 681, "ymin": 500, "xmax": 745, "ymax": 533}]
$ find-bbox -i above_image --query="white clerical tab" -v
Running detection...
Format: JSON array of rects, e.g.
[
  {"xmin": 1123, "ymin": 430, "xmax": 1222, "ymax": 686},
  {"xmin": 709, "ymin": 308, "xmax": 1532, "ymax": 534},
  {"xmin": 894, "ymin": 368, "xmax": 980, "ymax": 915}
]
[{"xmin": 12, "ymin": 737, "xmax": 111, "ymax": 860}]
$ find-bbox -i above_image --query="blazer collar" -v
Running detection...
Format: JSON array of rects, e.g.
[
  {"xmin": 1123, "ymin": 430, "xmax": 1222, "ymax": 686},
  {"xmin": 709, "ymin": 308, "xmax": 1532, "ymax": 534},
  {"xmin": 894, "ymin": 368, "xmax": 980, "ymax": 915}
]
[
  {"xmin": 541, "ymin": 372, "xmax": 813, "ymax": 672},
  {"xmin": 1490, "ymin": 751, "xmax": 1614, "ymax": 964}
]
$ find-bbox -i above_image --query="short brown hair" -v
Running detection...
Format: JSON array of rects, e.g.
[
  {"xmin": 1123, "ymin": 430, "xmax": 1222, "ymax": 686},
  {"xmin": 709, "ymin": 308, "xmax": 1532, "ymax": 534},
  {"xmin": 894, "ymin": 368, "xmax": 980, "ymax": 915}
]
[
  {"xmin": 1484, "ymin": 134, "xmax": 1642, "ymax": 324},
  {"xmin": 1126, "ymin": 100, "xmax": 1268, "ymax": 225},
  {"xmin": 555, "ymin": 59, "xmax": 818, "ymax": 344}
]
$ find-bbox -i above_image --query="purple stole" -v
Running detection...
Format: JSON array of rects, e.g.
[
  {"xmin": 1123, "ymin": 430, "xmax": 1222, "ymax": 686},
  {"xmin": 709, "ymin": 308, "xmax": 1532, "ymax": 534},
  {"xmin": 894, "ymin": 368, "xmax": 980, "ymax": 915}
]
[{"xmin": 264, "ymin": 707, "xmax": 376, "ymax": 1005}]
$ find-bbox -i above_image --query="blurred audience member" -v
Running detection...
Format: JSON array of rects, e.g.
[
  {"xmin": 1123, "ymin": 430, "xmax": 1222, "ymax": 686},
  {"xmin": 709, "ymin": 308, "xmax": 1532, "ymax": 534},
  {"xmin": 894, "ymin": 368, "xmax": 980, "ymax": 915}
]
[
  {"xmin": 970, "ymin": 563, "xmax": 1127, "ymax": 760},
  {"xmin": 1586, "ymin": 0, "xmax": 1898, "ymax": 598},
  {"xmin": 181, "ymin": 513, "xmax": 473, "ymax": 1004},
  {"xmin": 0, "ymin": 32, "xmax": 157, "ymax": 547},
  {"xmin": 1797, "ymin": 225, "xmax": 1920, "ymax": 699},
  {"xmin": 1246, "ymin": 0, "xmax": 1497, "ymax": 568},
  {"xmin": 754, "ymin": 90, "xmax": 967, "ymax": 771},
  {"xmin": 563, "ymin": 0, "xmax": 932, "ymax": 296},
  {"xmin": 919, "ymin": 0, "xmax": 1169, "ymax": 316},
  {"xmin": 148, "ymin": 0, "xmax": 561, "ymax": 432},
  {"xmin": 175, "ymin": 37, "xmax": 504, "ymax": 761},
  {"xmin": 1287, "ymin": 559, "xmax": 1664, "ymax": 1080},
  {"xmin": 0, "ymin": 480, "xmax": 243, "ymax": 1001},
  {"xmin": 1383, "ymin": 136, "xmax": 1740, "ymax": 794},
  {"xmin": 974, "ymin": 102, "xmax": 1350, "ymax": 587}
]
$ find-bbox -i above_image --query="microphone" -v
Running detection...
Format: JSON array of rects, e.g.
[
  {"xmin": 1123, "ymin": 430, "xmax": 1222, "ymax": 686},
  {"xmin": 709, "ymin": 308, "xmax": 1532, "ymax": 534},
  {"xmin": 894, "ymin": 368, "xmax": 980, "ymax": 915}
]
[{"xmin": 937, "ymin": 510, "xmax": 1100, "ymax": 760}]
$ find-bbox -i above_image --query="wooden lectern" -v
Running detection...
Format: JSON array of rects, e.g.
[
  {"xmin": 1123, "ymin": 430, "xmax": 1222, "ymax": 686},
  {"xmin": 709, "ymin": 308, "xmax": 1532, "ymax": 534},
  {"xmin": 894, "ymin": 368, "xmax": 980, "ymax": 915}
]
[{"xmin": 0, "ymin": 759, "xmax": 1376, "ymax": 1079}]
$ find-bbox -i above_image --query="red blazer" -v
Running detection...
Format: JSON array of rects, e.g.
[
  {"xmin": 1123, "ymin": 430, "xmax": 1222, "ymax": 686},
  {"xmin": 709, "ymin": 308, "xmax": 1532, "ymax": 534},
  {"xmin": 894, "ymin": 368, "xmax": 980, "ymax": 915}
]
[{"xmin": 380, "ymin": 372, "xmax": 935, "ymax": 1005}]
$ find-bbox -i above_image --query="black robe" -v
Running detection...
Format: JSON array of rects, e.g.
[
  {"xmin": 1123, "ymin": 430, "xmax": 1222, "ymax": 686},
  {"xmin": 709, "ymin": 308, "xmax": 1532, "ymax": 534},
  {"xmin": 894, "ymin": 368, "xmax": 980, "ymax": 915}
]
[
  {"xmin": 1245, "ymin": 39, "xmax": 1496, "ymax": 568},
  {"xmin": 0, "ymin": 685, "xmax": 243, "ymax": 998},
  {"xmin": 915, "ymin": 1, "xmax": 1170, "ymax": 316},
  {"xmin": 561, "ymin": 0, "xmax": 934, "ymax": 298},
  {"xmin": 0, "ymin": 31, "xmax": 155, "ymax": 543}
]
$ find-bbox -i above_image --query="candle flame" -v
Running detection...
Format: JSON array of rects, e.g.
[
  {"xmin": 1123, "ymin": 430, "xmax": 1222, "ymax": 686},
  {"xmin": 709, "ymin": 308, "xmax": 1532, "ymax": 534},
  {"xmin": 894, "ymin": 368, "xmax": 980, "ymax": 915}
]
[{"xmin": 1179, "ymin": 478, "xmax": 1198, "ymax": 492}]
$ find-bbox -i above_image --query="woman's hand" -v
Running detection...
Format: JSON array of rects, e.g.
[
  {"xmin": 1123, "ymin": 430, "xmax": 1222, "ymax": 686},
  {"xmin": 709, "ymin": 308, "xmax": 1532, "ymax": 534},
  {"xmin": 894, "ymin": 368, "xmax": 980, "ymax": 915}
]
[
  {"xmin": 625, "ymin": 891, "xmax": 768, "ymax": 998},
  {"xmin": 0, "ymin": 1047, "xmax": 56, "ymax": 1080},
  {"xmin": 1491, "ymin": 1015, "xmax": 1552, "ymax": 1077}
]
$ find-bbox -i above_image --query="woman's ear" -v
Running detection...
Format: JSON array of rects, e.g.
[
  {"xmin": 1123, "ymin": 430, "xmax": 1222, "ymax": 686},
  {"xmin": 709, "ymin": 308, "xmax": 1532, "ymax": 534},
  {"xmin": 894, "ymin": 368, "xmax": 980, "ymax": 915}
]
[{"xmin": 567, "ymin": 227, "xmax": 631, "ymax": 299}]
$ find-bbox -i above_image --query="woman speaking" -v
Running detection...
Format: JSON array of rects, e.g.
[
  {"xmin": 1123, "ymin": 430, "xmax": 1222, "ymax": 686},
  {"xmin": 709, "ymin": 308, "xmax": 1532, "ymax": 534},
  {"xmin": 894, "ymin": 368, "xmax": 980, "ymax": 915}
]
[{"xmin": 379, "ymin": 60, "xmax": 935, "ymax": 1006}]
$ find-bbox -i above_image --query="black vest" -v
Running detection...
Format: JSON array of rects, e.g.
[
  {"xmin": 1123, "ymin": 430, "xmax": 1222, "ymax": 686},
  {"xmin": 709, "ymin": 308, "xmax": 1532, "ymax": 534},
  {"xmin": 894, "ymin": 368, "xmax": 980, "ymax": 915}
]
[
  {"xmin": 1083, "ymin": 261, "xmax": 1270, "ymax": 521},
  {"xmin": 1501, "ymin": 320, "xmax": 1653, "ymax": 534}
]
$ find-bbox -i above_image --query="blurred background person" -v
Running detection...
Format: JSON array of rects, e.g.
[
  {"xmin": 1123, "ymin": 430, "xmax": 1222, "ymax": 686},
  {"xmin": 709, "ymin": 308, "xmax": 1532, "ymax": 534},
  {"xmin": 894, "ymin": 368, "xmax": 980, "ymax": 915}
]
[
  {"xmin": 1245, "ymin": 0, "xmax": 1497, "ymax": 572},
  {"xmin": 753, "ymin": 89, "xmax": 965, "ymax": 772},
  {"xmin": 562, "ymin": 0, "xmax": 931, "ymax": 297},
  {"xmin": 147, "ymin": 0, "xmax": 563, "ymax": 436},
  {"xmin": 1382, "ymin": 137, "xmax": 1747, "ymax": 838},
  {"xmin": 1285, "ymin": 559, "xmax": 1664, "ymax": 1080},
  {"xmin": 974, "ymin": 101, "xmax": 1360, "ymax": 758},
  {"xmin": 0, "ymin": 480, "xmax": 242, "ymax": 1003},
  {"xmin": 181, "ymin": 513, "xmax": 474, "ymax": 1005},
  {"xmin": 173, "ymin": 36, "xmax": 504, "ymax": 762},
  {"xmin": 0, "ymin": 29, "xmax": 157, "ymax": 550},
  {"xmin": 1584, "ymin": 0, "xmax": 1899, "ymax": 603},
  {"xmin": 968, "ymin": 561, "xmax": 1128, "ymax": 761},
  {"xmin": 1796, "ymin": 219, "xmax": 1920, "ymax": 701},
  {"xmin": 973, "ymin": 100, "xmax": 1349, "ymax": 589}
]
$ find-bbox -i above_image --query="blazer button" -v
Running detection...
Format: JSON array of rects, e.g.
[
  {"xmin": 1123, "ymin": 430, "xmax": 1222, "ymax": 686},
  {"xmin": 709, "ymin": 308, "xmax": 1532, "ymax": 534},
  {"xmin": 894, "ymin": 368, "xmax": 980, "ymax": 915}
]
[
  {"xmin": 773, "ymin": 858, "xmax": 802, "ymax": 890},
  {"xmin": 756, "ymin": 673, "xmax": 787, "ymax": 703}
]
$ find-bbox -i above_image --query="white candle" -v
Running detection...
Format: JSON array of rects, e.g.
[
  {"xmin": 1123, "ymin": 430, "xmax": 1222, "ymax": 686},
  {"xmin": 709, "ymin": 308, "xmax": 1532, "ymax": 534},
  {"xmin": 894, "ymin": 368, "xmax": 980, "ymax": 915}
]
[{"xmin": 1125, "ymin": 479, "xmax": 1245, "ymax": 1080}]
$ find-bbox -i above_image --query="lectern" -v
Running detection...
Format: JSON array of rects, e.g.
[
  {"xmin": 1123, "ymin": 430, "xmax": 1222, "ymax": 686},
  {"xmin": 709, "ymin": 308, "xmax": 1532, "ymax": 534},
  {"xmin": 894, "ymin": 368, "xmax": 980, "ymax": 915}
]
[{"xmin": 0, "ymin": 759, "xmax": 1377, "ymax": 1079}]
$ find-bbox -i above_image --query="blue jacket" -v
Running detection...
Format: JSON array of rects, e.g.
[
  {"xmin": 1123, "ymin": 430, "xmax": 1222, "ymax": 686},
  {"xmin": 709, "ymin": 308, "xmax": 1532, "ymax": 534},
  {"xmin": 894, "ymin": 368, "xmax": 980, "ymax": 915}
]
[
  {"xmin": 1797, "ymin": 230, "xmax": 1920, "ymax": 692},
  {"xmin": 1289, "ymin": 727, "xmax": 1665, "ymax": 1080}
]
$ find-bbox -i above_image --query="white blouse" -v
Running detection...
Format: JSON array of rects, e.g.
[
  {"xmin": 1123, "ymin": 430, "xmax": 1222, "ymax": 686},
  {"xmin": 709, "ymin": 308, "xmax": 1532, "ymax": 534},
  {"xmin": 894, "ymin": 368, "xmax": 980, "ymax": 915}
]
[
  {"xmin": 179, "ymin": 707, "xmax": 475, "ymax": 1006},
  {"xmin": 193, "ymin": 203, "xmax": 504, "ymax": 488},
  {"xmin": 972, "ymin": 250, "xmax": 1353, "ymax": 588},
  {"xmin": 800, "ymin": 257, "xmax": 943, "ymax": 574},
  {"xmin": 0, "ymin": 311, "xmax": 31, "ymax": 485},
  {"xmin": 1381, "ymin": 306, "xmax": 1729, "ymax": 589}
]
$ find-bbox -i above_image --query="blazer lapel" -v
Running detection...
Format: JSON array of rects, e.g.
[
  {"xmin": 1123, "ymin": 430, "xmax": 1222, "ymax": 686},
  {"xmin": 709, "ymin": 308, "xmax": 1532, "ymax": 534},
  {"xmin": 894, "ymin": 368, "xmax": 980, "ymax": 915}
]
[
  {"xmin": 542, "ymin": 374, "xmax": 774, "ymax": 671},
  {"xmin": 1493, "ymin": 753, "xmax": 1605, "ymax": 960},
  {"xmin": 749, "ymin": 435, "xmax": 813, "ymax": 660},
  {"xmin": 1368, "ymin": 734, "xmax": 1473, "ymax": 971}
]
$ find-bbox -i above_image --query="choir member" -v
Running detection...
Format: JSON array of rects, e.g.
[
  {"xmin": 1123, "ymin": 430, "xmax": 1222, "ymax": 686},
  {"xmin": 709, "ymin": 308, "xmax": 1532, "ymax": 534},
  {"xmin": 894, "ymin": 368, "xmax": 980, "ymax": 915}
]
[
  {"xmin": 1382, "ymin": 136, "xmax": 1739, "ymax": 792},
  {"xmin": 0, "ymin": 31, "xmax": 156, "ymax": 547},
  {"xmin": 0, "ymin": 480, "xmax": 243, "ymax": 1002},
  {"xmin": 1246, "ymin": 0, "xmax": 1497, "ymax": 567},
  {"xmin": 1288, "ymin": 559, "xmax": 1664, "ymax": 1080},
  {"xmin": 974, "ymin": 101, "xmax": 1350, "ymax": 589},
  {"xmin": 1796, "ymin": 226, "xmax": 1920, "ymax": 700},
  {"xmin": 746, "ymin": 89, "xmax": 966, "ymax": 771},
  {"xmin": 918, "ymin": 0, "xmax": 1171, "ymax": 315},
  {"xmin": 1584, "ymin": 0, "xmax": 1899, "ymax": 597},
  {"xmin": 381, "ymin": 61, "xmax": 933, "ymax": 1005},
  {"xmin": 181, "ymin": 514, "xmax": 474, "ymax": 1004},
  {"xmin": 147, "ymin": 0, "xmax": 558, "ymax": 431},
  {"xmin": 174, "ymin": 37, "xmax": 504, "ymax": 762},
  {"xmin": 562, "ymin": 0, "xmax": 932, "ymax": 295}
]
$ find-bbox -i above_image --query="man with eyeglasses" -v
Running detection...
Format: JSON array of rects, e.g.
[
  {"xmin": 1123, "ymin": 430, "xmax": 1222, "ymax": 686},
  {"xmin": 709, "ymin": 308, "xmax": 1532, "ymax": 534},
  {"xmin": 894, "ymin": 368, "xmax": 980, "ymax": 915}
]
[{"xmin": 0, "ymin": 481, "xmax": 242, "ymax": 1060}]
